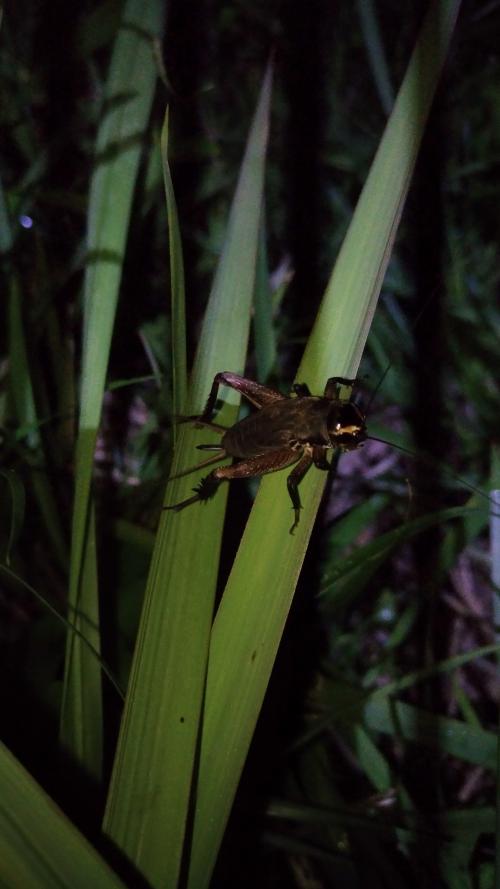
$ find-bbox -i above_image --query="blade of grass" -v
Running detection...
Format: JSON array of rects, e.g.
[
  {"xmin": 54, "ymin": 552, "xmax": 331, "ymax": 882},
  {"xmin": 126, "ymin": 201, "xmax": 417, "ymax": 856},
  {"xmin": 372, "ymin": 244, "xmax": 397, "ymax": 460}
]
[
  {"xmin": 0, "ymin": 561, "xmax": 124, "ymax": 699},
  {"xmin": 253, "ymin": 218, "xmax": 277, "ymax": 380},
  {"xmin": 60, "ymin": 0, "xmax": 165, "ymax": 778},
  {"xmin": 300, "ymin": 677, "xmax": 497, "ymax": 770},
  {"xmin": 370, "ymin": 643, "xmax": 499, "ymax": 702},
  {"xmin": 318, "ymin": 503, "xmax": 486, "ymax": 611},
  {"xmin": 186, "ymin": 2, "xmax": 462, "ymax": 885},
  {"xmin": 363, "ymin": 692, "xmax": 497, "ymax": 769},
  {"xmin": 0, "ymin": 741, "xmax": 125, "ymax": 888},
  {"xmin": 8, "ymin": 279, "xmax": 38, "ymax": 450},
  {"xmin": 161, "ymin": 109, "xmax": 187, "ymax": 424},
  {"xmin": 356, "ymin": 0, "xmax": 394, "ymax": 115},
  {"xmin": 8, "ymin": 277, "xmax": 69, "ymax": 571},
  {"xmin": 103, "ymin": 65, "xmax": 273, "ymax": 889},
  {"xmin": 0, "ymin": 177, "xmax": 13, "ymax": 254}
]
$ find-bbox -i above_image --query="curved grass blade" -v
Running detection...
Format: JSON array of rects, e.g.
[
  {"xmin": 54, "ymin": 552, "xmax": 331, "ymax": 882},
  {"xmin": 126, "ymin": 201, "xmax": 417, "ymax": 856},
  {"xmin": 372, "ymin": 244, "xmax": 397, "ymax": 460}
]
[
  {"xmin": 318, "ymin": 503, "xmax": 487, "ymax": 611},
  {"xmin": 161, "ymin": 108, "xmax": 187, "ymax": 425},
  {"xmin": 60, "ymin": 0, "xmax": 165, "ymax": 778},
  {"xmin": 8, "ymin": 278, "xmax": 69, "ymax": 572},
  {"xmin": 186, "ymin": 3, "xmax": 462, "ymax": 886},
  {"xmin": 103, "ymin": 64, "xmax": 273, "ymax": 889},
  {"xmin": 0, "ymin": 741, "xmax": 125, "ymax": 889}
]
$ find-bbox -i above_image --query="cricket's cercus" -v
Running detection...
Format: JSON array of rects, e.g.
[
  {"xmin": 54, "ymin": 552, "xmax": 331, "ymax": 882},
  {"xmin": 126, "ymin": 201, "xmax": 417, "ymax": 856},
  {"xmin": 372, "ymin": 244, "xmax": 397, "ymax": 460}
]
[{"xmin": 164, "ymin": 371, "xmax": 367, "ymax": 533}]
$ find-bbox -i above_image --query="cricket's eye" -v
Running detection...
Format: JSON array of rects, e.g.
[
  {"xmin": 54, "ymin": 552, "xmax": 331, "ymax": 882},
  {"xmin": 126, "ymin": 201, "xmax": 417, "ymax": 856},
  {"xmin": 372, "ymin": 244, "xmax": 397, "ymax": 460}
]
[{"xmin": 335, "ymin": 422, "xmax": 341, "ymax": 431}]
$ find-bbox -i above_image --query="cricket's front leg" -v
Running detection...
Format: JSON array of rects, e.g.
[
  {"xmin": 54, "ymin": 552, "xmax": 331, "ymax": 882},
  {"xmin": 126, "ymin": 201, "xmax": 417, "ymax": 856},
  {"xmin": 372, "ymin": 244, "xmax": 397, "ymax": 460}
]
[
  {"xmin": 312, "ymin": 446, "xmax": 332, "ymax": 471},
  {"xmin": 286, "ymin": 449, "xmax": 314, "ymax": 534},
  {"xmin": 291, "ymin": 383, "xmax": 312, "ymax": 397},
  {"xmin": 324, "ymin": 376, "xmax": 357, "ymax": 402},
  {"xmin": 179, "ymin": 373, "xmax": 287, "ymax": 428},
  {"xmin": 169, "ymin": 379, "xmax": 222, "ymax": 428}
]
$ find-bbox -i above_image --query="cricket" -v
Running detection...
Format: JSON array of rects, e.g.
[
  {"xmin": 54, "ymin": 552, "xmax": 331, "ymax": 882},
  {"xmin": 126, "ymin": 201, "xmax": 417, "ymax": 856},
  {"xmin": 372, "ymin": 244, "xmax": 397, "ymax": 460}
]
[{"xmin": 164, "ymin": 371, "xmax": 367, "ymax": 532}]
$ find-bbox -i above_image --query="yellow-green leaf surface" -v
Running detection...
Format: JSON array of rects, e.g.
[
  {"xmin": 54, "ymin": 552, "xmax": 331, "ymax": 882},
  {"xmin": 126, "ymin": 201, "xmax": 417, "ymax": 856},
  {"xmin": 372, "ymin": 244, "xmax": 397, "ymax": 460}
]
[
  {"xmin": 161, "ymin": 109, "xmax": 187, "ymax": 423},
  {"xmin": 103, "ymin": 66, "xmax": 272, "ymax": 889},
  {"xmin": 0, "ymin": 741, "xmax": 125, "ymax": 889},
  {"xmin": 186, "ymin": 2, "xmax": 461, "ymax": 886},
  {"xmin": 60, "ymin": 0, "xmax": 165, "ymax": 778}
]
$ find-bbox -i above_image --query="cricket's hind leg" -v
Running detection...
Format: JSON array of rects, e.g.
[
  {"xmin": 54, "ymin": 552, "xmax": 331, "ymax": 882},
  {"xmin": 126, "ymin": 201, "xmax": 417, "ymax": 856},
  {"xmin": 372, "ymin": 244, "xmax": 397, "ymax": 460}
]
[
  {"xmin": 163, "ymin": 471, "xmax": 224, "ymax": 513},
  {"xmin": 165, "ymin": 447, "xmax": 301, "ymax": 517}
]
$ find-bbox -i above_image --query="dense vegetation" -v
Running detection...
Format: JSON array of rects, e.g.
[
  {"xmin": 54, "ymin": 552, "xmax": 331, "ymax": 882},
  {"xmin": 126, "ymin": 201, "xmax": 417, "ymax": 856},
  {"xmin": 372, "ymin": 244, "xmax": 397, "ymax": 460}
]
[{"xmin": 1, "ymin": 1, "xmax": 499, "ymax": 886}]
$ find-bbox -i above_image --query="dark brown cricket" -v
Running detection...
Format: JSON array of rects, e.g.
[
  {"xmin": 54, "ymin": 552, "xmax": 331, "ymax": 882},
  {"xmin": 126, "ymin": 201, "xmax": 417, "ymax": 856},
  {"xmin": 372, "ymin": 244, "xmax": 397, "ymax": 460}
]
[{"xmin": 164, "ymin": 371, "xmax": 367, "ymax": 532}]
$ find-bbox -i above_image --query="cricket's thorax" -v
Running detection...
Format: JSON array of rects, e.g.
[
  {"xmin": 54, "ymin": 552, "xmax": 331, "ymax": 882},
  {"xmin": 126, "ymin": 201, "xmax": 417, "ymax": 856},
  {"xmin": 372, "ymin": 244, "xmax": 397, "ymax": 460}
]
[
  {"xmin": 328, "ymin": 401, "xmax": 367, "ymax": 450},
  {"xmin": 222, "ymin": 397, "xmax": 350, "ymax": 458}
]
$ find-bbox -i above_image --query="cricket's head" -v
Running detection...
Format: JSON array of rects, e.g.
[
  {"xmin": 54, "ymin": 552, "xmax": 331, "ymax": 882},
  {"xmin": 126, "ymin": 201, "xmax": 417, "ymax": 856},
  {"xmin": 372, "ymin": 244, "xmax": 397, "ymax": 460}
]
[{"xmin": 327, "ymin": 401, "xmax": 367, "ymax": 450}]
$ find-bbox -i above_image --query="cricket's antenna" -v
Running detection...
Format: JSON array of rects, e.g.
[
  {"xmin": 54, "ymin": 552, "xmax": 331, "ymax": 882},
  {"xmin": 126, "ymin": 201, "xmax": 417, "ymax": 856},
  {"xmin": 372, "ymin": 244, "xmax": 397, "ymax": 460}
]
[
  {"xmin": 167, "ymin": 450, "xmax": 226, "ymax": 482},
  {"xmin": 364, "ymin": 364, "xmax": 391, "ymax": 415},
  {"xmin": 365, "ymin": 289, "xmax": 441, "ymax": 414},
  {"xmin": 366, "ymin": 434, "xmax": 497, "ymax": 513}
]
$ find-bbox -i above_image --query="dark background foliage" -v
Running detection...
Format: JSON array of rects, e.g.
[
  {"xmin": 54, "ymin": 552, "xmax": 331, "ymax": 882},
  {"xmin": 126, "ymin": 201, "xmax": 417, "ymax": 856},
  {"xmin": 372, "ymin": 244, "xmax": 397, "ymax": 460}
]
[{"xmin": 1, "ymin": 1, "xmax": 500, "ymax": 886}]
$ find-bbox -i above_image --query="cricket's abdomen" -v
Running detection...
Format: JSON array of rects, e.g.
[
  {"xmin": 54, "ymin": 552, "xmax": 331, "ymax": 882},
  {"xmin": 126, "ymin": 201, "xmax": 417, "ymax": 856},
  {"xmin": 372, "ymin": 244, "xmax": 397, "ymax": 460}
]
[{"xmin": 222, "ymin": 397, "xmax": 331, "ymax": 458}]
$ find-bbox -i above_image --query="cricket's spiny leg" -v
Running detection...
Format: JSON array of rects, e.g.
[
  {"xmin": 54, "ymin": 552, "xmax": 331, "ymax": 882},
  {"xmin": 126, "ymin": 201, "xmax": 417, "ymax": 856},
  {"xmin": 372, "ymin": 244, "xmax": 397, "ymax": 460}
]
[
  {"xmin": 286, "ymin": 449, "xmax": 314, "ymax": 534},
  {"xmin": 163, "ymin": 473, "xmax": 223, "ymax": 513},
  {"xmin": 212, "ymin": 448, "xmax": 301, "ymax": 483},
  {"xmin": 164, "ymin": 448, "xmax": 300, "ymax": 514}
]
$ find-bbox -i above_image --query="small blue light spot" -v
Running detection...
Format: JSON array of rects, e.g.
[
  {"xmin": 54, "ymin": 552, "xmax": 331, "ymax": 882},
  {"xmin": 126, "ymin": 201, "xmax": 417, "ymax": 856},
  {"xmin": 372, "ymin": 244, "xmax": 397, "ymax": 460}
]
[{"xmin": 19, "ymin": 215, "xmax": 33, "ymax": 229}]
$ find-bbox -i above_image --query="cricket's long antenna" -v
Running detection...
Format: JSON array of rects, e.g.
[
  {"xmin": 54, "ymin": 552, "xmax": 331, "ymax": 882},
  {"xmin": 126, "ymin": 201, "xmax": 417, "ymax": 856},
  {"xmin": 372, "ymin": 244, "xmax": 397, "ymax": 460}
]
[
  {"xmin": 174, "ymin": 415, "xmax": 228, "ymax": 433},
  {"xmin": 0, "ymin": 563, "xmax": 125, "ymax": 701},
  {"xmin": 364, "ymin": 289, "xmax": 441, "ymax": 415},
  {"xmin": 367, "ymin": 434, "xmax": 497, "ymax": 511},
  {"xmin": 364, "ymin": 365, "xmax": 390, "ymax": 416},
  {"xmin": 167, "ymin": 450, "xmax": 226, "ymax": 482}
]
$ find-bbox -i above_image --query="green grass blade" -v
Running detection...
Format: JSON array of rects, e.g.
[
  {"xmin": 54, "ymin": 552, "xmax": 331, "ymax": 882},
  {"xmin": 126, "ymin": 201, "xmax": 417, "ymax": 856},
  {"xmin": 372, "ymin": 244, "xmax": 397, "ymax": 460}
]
[
  {"xmin": 186, "ymin": 2, "xmax": 461, "ymax": 885},
  {"xmin": 187, "ymin": 66, "xmax": 273, "ymax": 411},
  {"xmin": 60, "ymin": 0, "xmax": 165, "ymax": 777},
  {"xmin": 0, "ymin": 176, "xmax": 13, "ymax": 254},
  {"xmin": 8, "ymin": 279, "xmax": 38, "ymax": 449},
  {"xmin": 299, "ymin": 677, "xmax": 497, "ymax": 770},
  {"xmin": 356, "ymin": 0, "xmax": 394, "ymax": 115},
  {"xmin": 0, "ymin": 741, "xmax": 125, "ymax": 889},
  {"xmin": 363, "ymin": 694, "xmax": 497, "ymax": 769},
  {"xmin": 253, "ymin": 220, "xmax": 277, "ymax": 380},
  {"xmin": 103, "ymin": 65, "xmax": 272, "ymax": 889},
  {"xmin": 319, "ymin": 504, "xmax": 486, "ymax": 610},
  {"xmin": 161, "ymin": 109, "xmax": 187, "ymax": 421},
  {"xmin": 8, "ymin": 278, "xmax": 69, "ymax": 570}
]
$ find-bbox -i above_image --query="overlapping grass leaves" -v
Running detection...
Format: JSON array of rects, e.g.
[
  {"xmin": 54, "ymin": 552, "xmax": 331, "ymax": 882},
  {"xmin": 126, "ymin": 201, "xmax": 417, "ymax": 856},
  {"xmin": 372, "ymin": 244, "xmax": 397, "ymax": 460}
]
[
  {"xmin": 60, "ymin": 0, "xmax": 165, "ymax": 778},
  {"xmin": 186, "ymin": 2, "xmax": 461, "ymax": 885},
  {"xmin": 103, "ymin": 66, "xmax": 273, "ymax": 889}
]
